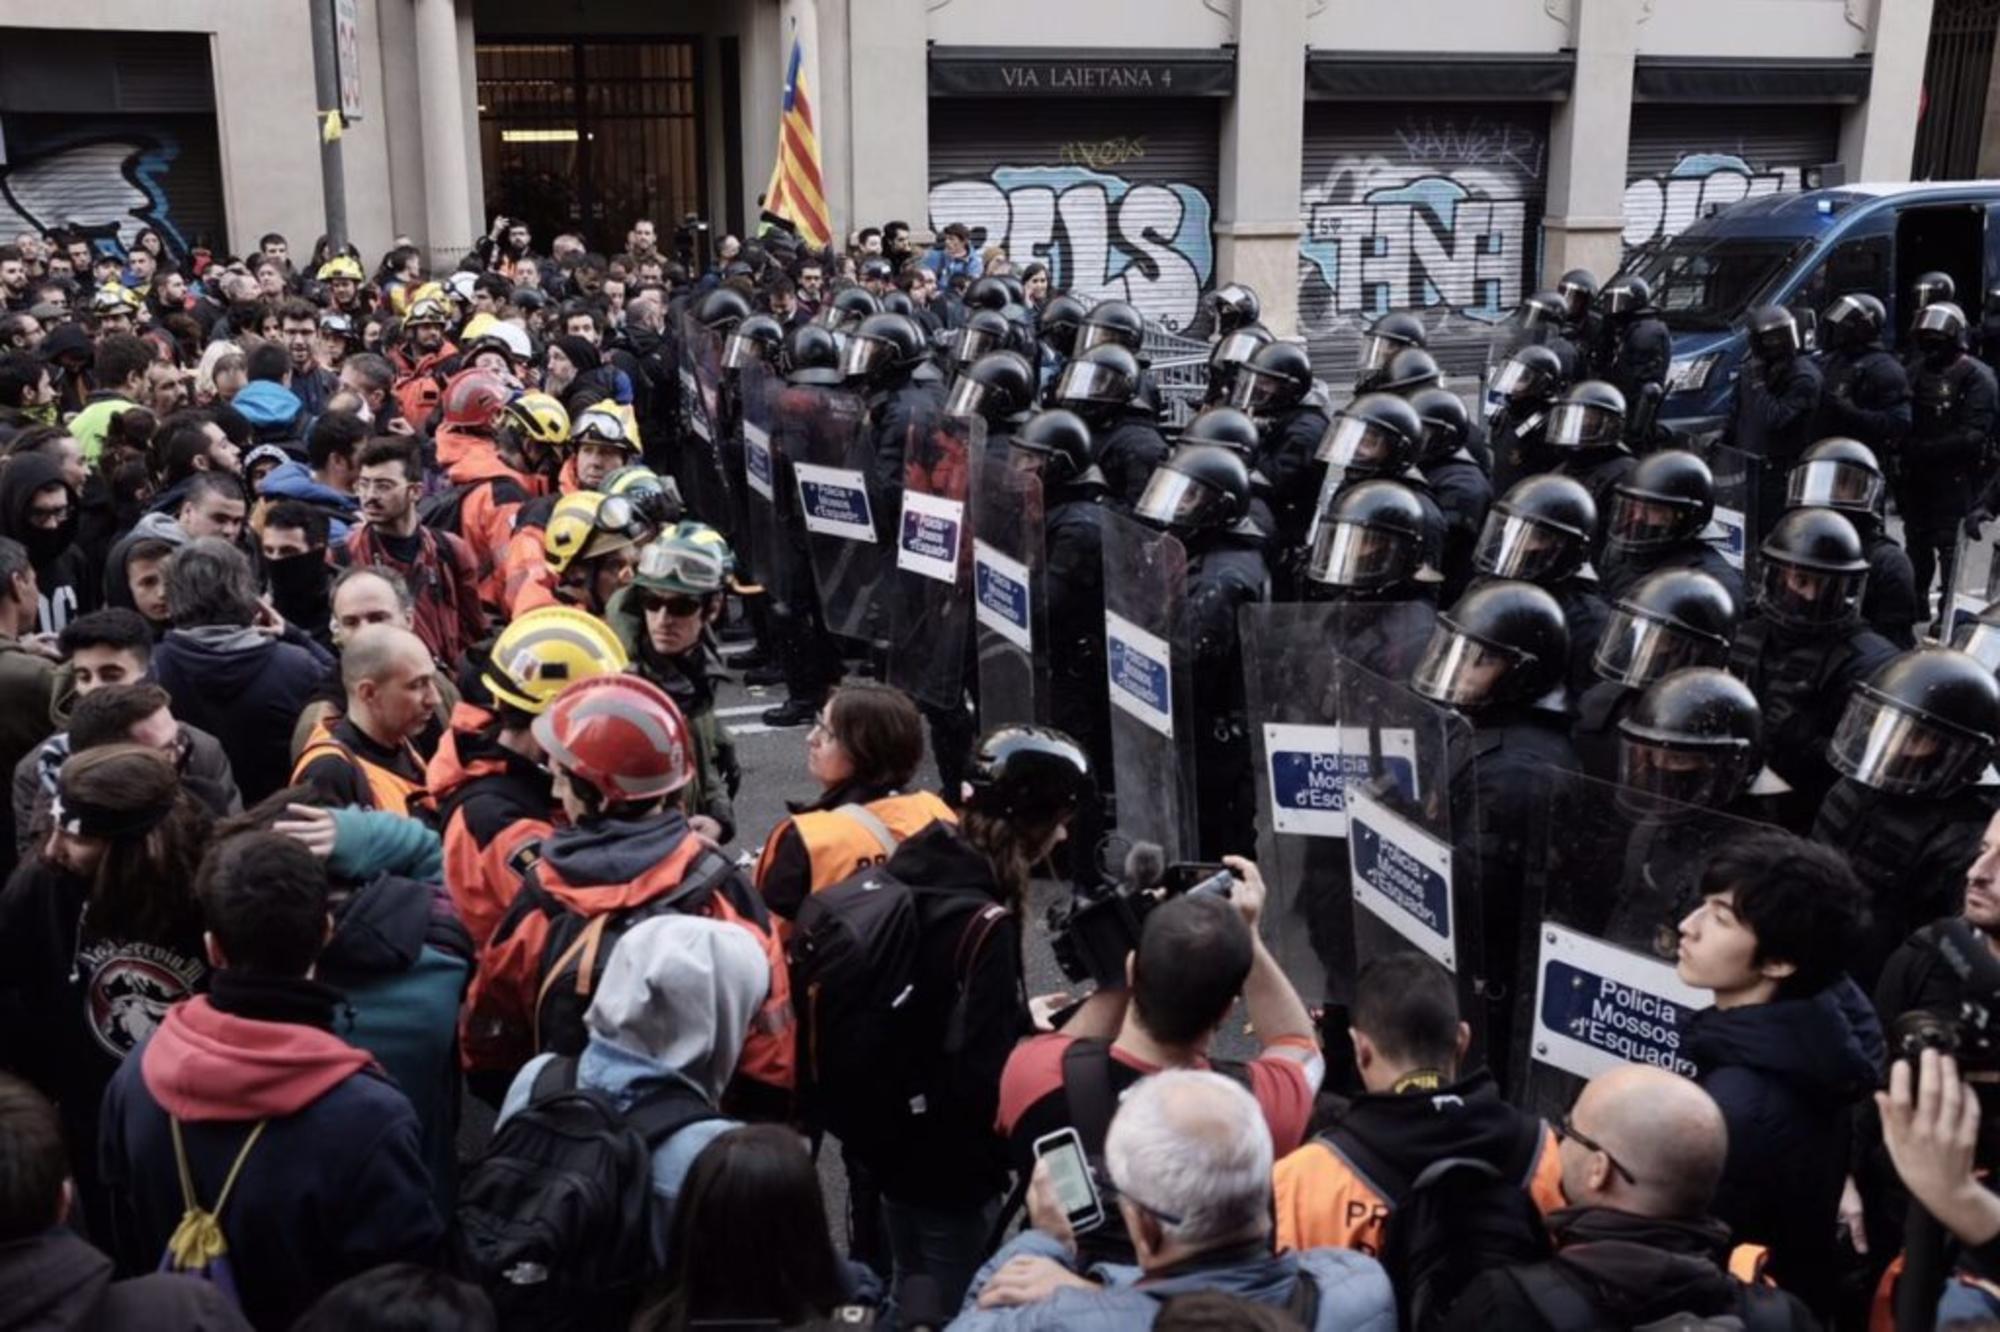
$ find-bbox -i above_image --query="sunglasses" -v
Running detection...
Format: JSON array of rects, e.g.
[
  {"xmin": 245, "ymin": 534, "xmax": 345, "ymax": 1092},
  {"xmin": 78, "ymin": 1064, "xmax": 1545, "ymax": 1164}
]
[
  {"xmin": 639, "ymin": 592, "xmax": 704, "ymax": 618},
  {"xmin": 1556, "ymin": 1115, "xmax": 1638, "ymax": 1186}
]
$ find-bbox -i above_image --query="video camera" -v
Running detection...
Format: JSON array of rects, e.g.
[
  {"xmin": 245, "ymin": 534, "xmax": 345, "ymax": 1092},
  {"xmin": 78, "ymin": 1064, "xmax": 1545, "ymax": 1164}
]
[
  {"xmin": 1047, "ymin": 842, "xmax": 1238, "ymax": 989},
  {"xmin": 1891, "ymin": 917, "xmax": 2000, "ymax": 1079},
  {"xmin": 674, "ymin": 213, "xmax": 711, "ymax": 270}
]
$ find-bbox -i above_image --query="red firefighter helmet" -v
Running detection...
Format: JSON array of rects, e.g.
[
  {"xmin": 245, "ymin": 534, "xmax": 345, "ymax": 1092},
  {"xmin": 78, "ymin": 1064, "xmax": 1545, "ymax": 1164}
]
[{"xmin": 530, "ymin": 673, "xmax": 692, "ymax": 802}]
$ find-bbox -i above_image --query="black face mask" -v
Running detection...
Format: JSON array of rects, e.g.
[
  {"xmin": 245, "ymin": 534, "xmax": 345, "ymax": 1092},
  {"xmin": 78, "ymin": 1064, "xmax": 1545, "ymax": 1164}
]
[{"xmin": 266, "ymin": 550, "xmax": 331, "ymax": 621}]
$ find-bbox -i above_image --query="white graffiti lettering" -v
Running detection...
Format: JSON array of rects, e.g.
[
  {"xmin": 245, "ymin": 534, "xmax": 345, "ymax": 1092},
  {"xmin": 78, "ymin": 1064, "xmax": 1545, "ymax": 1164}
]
[
  {"xmin": 929, "ymin": 165, "xmax": 1214, "ymax": 331},
  {"xmin": 1623, "ymin": 152, "xmax": 1804, "ymax": 251},
  {"xmin": 0, "ymin": 135, "xmax": 186, "ymax": 256}
]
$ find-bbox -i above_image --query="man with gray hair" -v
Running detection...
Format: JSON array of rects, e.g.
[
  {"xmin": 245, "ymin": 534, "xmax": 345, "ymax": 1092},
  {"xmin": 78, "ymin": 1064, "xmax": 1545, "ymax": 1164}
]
[
  {"xmin": 148, "ymin": 537, "xmax": 333, "ymax": 802},
  {"xmin": 1443, "ymin": 1065, "xmax": 1816, "ymax": 1329},
  {"xmin": 956, "ymin": 1069, "xmax": 1393, "ymax": 1330}
]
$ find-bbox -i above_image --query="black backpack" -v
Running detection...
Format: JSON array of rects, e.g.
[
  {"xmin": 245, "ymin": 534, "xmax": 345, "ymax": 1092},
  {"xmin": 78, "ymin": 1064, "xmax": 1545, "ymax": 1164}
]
[
  {"xmin": 1324, "ymin": 1116, "xmax": 1552, "ymax": 1332},
  {"xmin": 451, "ymin": 1055, "xmax": 725, "ymax": 1331},
  {"xmin": 1510, "ymin": 1260, "xmax": 1807, "ymax": 1332},
  {"xmin": 417, "ymin": 479, "xmax": 480, "ymax": 536},
  {"xmin": 788, "ymin": 865, "xmax": 1009, "ymax": 1165}
]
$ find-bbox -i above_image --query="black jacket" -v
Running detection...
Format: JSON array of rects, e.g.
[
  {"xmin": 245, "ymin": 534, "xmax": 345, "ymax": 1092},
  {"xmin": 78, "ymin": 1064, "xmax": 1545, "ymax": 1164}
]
[
  {"xmin": 1859, "ymin": 528, "xmax": 1919, "ymax": 649},
  {"xmin": 0, "ymin": 453, "xmax": 94, "ymax": 635},
  {"xmin": 1904, "ymin": 353, "xmax": 1999, "ymax": 523},
  {"xmin": 1686, "ymin": 977, "xmax": 1884, "ymax": 1313},
  {"xmin": 1045, "ymin": 481, "xmax": 1112, "ymax": 772},
  {"xmin": 1421, "ymin": 452, "xmax": 1492, "ymax": 604},
  {"xmin": 1814, "ymin": 345, "xmax": 1911, "ymax": 455},
  {"xmin": 0, "ymin": 1229, "xmax": 252, "ymax": 1331},
  {"xmin": 864, "ymin": 377, "xmax": 945, "ymax": 538},
  {"xmin": 1729, "ymin": 353, "xmax": 1824, "ymax": 470},
  {"xmin": 1097, "ymin": 412, "xmax": 1173, "ymax": 512},
  {"xmin": 1599, "ymin": 538, "xmax": 1744, "ymax": 611},
  {"xmin": 151, "ymin": 624, "xmax": 335, "ymax": 803},
  {"xmin": 1255, "ymin": 405, "xmax": 1332, "ymax": 552}
]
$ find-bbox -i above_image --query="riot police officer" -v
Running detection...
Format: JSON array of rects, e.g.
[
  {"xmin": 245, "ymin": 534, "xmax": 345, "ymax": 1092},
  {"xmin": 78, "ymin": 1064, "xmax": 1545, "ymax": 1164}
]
[
  {"xmin": 1595, "ymin": 275, "xmax": 1672, "ymax": 444},
  {"xmin": 953, "ymin": 307, "xmax": 1014, "ymax": 372},
  {"xmin": 1037, "ymin": 292, "xmax": 1088, "ymax": 395},
  {"xmin": 1132, "ymin": 444, "xmax": 1270, "ymax": 859},
  {"xmin": 1354, "ymin": 311, "xmax": 1428, "ymax": 395},
  {"xmin": 1555, "ymin": 268, "xmax": 1600, "ymax": 370},
  {"xmin": 1487, "ymin": 342, "xmax": 1566, "ymax": 494},
  {"xmin": 1813, "ymin": 292, "xmax": 1911, "ymax": 464},
  {"xmin": 1544, "ymin": 380, "xmax": 1635, "ymax": 555},
  {"xmin": 1205, "ymin": 282, "xmax": 1265, "ymax": 346},
  {"xmin": 1367, "ymin": 347, "xmax": 1444, "ymax": 398},
  {"xmin": 1727, "ymin": 304, "xmax": 1824, "ymax": 543},
  {"xmin": 1180, "ymin": 405, "xmax": 1278, "ymax": 544},
  {"xmin": 1614, "ymin": 667, "xmax": 1766, "ymax": 814},
  {"xmin": 1727, "ymin": 506, "xmax": 1899, "ymax": 829},
  {"xmin": 1600, "ymin": 449, "xmax": 1744, "ymax": 608},
  {"xmin": 1318, "ymin": 392, "xmax": 1447, "ymax": 583},
  {"xmin": 1301, "ymin": 478, "xmax": 1439, "ymax": 680},
  {"xmin": 816, "ymin": 285, "xmax": 882, "ymax": 338},
  {"xmin": 1813, "ymin": 647, "xmax": 2000, "ymax": 988},
  {"xmin": 1053, "ymin": 342, "xmax": 1167, "ymax": 511},
  {"xmin": 1907, "ymin": 270, "xmax": 1958, "ymax": 353},
  {"xmin": 1471, "ymin": 473, "xmax": 1607, "ymax": 698},
  {"xmin": 1573, "ymin": 569, "xmax": 1738, "ymax": 783},
  {"xmin": 1410, "ymin": 386, "xmax": 1492, "ymax": 604},
  {"xmin": 1206, "ymin": 325, "xmax": 1272, "ymax": 407},
  {"xmin": 1231, "ymin": 339, "xmax": 1330, "ymax": 557},
  {"xmin": 944, "ymin": 349, "xmax": 1038, "ymax": 449},
  {"xmin": 1902, "ymin": 301, "xmax": 1998, "ymax": 625},
  {"xmin": 842, "ymin": 311, "xmax": 944, "ymax": 540},
  {"xmin": 1077, "ymin": 298, "xmax": 1146, "ymax": 355},
  {"xmin": 1785, "ymin": 437, "xmax": 1917, "ymax": 647}
]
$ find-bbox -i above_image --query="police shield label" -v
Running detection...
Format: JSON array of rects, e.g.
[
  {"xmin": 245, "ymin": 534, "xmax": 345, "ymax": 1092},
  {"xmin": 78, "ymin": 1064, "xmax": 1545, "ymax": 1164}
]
[
  {"xmin": 1105, "ymin": 609, "xmax": 1174, "ymax": 738},
  {"xmin": 1531, "ymin": 921, "xmax": 1712, "ymax": 1081},
  {"xmin": 1348, "ymin": 787, "xmax": 1455, "ymax": 971},
  {"xmin": 1709, "ymin": 505, "xmax": 1746, "ymax": 571},
  {"xmin": 794, "ymin": 462, "xmax": 876, "ymax": 542},
  {"xmin": 1263, "ymin": 724, "xmax": 1418, "ymax": 839},
  {"xmin": 681, "ymin": 367, "xmax": 712, "ymax": 443},
  {"xmin": 973, "ymin": 538, "xmax": 1033, "ymax": 651},
  {"xmin": 744, "ymin": 421, "xmax": 775, "ymax": 501},
  {"xmin": 898, "ymin": 490, "xmax": 965, "ymax": 585}
]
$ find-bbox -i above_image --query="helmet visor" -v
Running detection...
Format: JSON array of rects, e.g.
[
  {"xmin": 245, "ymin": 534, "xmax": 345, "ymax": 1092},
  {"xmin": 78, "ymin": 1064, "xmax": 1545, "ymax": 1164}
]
[
  {"xmin": 1473, "ymin": 511, "xmax": 1574, "ymax": 580},
  {"xmin": 636, "ymin": 537, "xmax": 727, "ymax": 594},
  {"xmin": 1412, "ymin": 628, "xmax": 1516, "ymax": 708},
  {"xmin": 1225, "ymin": 367, "xmax": 1288, "ymax": 413},
  {"xmin": 1593, "ymin": 609, "xmax": 1726, "ymax": 687},
  {"xmin": 1953, "ymin": 620, "xmax": 2000, "ymax": 675},
  {"xmin": 943, "ymin": 376, "xmax": 990, "ymax": 419},
  {"xmin": 1607, "ymin": 492, "xmax": 1695, "ymax": 554},
  {"xmin": 1617, "ymin": 737, "xmax": 1747, "ymax": 811},
  {"xmin": 1075, "ymin": 321, "xmax": 1124, "ymax": 353},
  {"xmin": 1491, "ymin": 358, "xmax": 1544, "ymax": 400},
  {"xmin": 957, "ymin": 325, "xmax": 1000, "ymax": 363},
  {"xmin": 1360, "ymin": 334, "xmax": 1402, "ymax": 374},
  {"xmin": 721, "ymin": 331, "xmax": 764, "ymax": 370},
  {"xmin": 1755, "ymin": 557, "xmax": 1864, "ymax": 627},
  {"xmin": 839, "ymin": 333, "xmax": 891, "ymax": 380},
  {"xmin": 1602, "ymin": 286, "xmax": 1640, "ymax": 317},
  {"xmin": 1915, "ymin": 304, "xmax": 1963, "ymax": 337},
  {"xmin": 1134, "ymin": 469, "xmax": 1231, "ymax": 531},
  {"xmin": 1055, "ymin": 360, "xmax": 1132, "ymax": 406},
  {"xmin": 1785, "ymin": 458, "xmax": 1883, "ymax": 513},
  {"xmin": 1212, "ymin": 330, "xmax": 1263, "ymax": 368},
  {"xmin": 1545, "ymin": 402, "xmax": 1619, "ymax": 449},
  {"xmin": 1316, "ymin": 413, "xmax": 1404, "ymax": 469},
  {"xmin": 1306, "ymin": 521, "xmax": 1413, "ymax": 590},
  {"xmin": 1830, "ymin": 693, "xmax": 1989, "ymax": 796}
]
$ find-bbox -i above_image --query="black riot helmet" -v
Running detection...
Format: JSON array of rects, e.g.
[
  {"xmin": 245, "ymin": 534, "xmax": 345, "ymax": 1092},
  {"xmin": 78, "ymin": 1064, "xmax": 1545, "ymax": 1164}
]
[
  {"xmin": 1133, "ymin": 444, "xmax": 1251, "ymax": 537},
  {"xmin": 1746, "ymin": 305, "xmax": 1801, "ymax": 363},
  {"xmin": 1376, "ymin": 347, "xmax": 1443, "ymax": 397},
  {"xmin": 1556, "ymin": 269, "xmax": 1599, "ymax": 324},
  {"xmin": 1360, "ymin": 311, "xmax": 1428, "ymax": 376},
  {"xmin": 1077, "ymin": 299, "xmax": 1145, "ymax": 354},
  {"xmin": 1317, "ymin": 392, "xmax": 1422, "ymax": 479},
  {"xmin": 1011, "ymin": 408, "xmax": 1098, "ymax": 487},
  {"xmin": 1039, "ymin": 294, "xmax": 1088, "ymax": 357},
  {"xmin": 1490, "ymin": 343, "xmax": 1564, "ymax": 406},
  {"xmin": 1952, "ymin": 600, "xmax": 2000, "ymax": 676},
  {"xmin": 1474, "ymin": 474, "xmax": 1597, "ymax": 583},
  {"xmin": 1786, "ymin": 437, "xmax": 1885, "ymax": 517},
  {"xmin": 963, "ymin": 724, "xmax": 1093, "ymax": 824},
  {"xmin": 815, "ymin": 286, "xmax": 881, "ymax": 332},
  {"xmin": 1830, "ymin": 648, "xmax": 2000, "ymax": 797},
  {"xmin": 694, "ymin": 286, "xmax": 752, "ymax": 333},
  {"xmin": 1545, "ymin": 380, "xmax": 1627, "ymax": 449},
  {"xmin": 1821, "ymin": 292, "xmax": 1887, "ymax": 352},
  {"xmin": 994, "ymin": 274, "xmax": 1028, "ymax": 308},
  {"xmin": 1306, "ymin": 479, "xmax": 1427, "ymax": 592},
  {"xmin": 1599, "ymin": 274, "xmax": 1653, "ymax": 320},
  {"xmin": 1617, "ymin": 667, "xmax": 1764, "ymax": 810},
  {"xmin": 781, "ymin": 322, "xmax": 843, "ymax": 386},
  {"xmin": 1594, "ymin": 569, "xmax": 1738, "ymax": 688},
  {"xmin": 721, "ymin": 313, "xmax": 785, "ymax": 370},
  {"xmin": 859, "ymin": 256, "xmax": 895, "ymax": 286},
  {"xmin": 1754, "ymin": 506, "xmax": 1869, "ymax": 629},
  {"xmin": 1607, "ymin": 449, "xmax": 1714, "ymax": 555},
  {"xmin": 1208, "ymin": 324, "xmax": 1273, "ymax": 394},
  {"xmin": 1228, "ymin": 339, "xmax": 1314, "ymax": 416},
  {"xmin": 839, "ymin": 311, "xmax": 929, "ymax": 384},
  {"xmin": 1517, "ymin": 290, "xmax": 1570, "ymax": 332},
  {"xmin": 1408, "ymin": 387, "xmax": 1470, "ymax": 467},
  {"xmin": 879, "ymin": 290, "xmax": 917, "ymax": 318},
  {"xmin": 1411, "ymin": 579, "xmax": 1569, "ymax": 711},
  {"xmin": 1180, "ymin": 405, "xmax": 1262, "ymax": 461},
  {"xmin": 956, "ymin": 308, "xmax": 1014, "ymax": 367},
  {"xmin": 1054, "ymin": 343, "xmax": 1141, "ymax": 418},
  {"xmin": 945, "ymin": 350, "xmax": 1037, "ymax": 425},
  {"xmin": 1914, "ymin": 270, "xmax": 1958, "ymax": 310},
  {"xmin": 1206, "ymin": 283, "xmax": 1262, "ymax": 335},
  {"xmin": 965, "ymin": 276, "xmax": 1014, "ymax": 313},
  {"xmin": 1915, "ymin": 301, "xmax": 1970, "ymax": 364}
]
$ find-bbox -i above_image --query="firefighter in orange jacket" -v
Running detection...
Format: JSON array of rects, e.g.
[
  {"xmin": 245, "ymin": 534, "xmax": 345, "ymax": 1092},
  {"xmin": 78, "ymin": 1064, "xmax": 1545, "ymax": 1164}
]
[
  {"xmin": 432, "ymin": 374, "xmax": 566, "ymax": 608},
  {"xmin": 389, "ymin": 291, "xmax": 458, "ymax": 426},
  {"xmin": 500, "ymin": 403, "xmax": 651, "ymax": 615},
  {"xmin": 459, "ymin": 671, "xmax": 793, "ymax": 1114}
]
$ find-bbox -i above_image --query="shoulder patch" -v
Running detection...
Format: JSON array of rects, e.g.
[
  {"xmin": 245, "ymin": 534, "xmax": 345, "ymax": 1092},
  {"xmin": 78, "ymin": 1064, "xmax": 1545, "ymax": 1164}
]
[{"xmin": 506, "ymin": 839, "xmax": 543, "ymax": 879}]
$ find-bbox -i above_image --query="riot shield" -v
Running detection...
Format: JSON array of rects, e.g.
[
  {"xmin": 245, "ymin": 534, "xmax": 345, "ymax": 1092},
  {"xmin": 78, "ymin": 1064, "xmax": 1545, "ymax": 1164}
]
[
  {"xmin": 1242, "ymin": 603, "xmax": 1440, "ymax": 1008},
  {"xmin": 1691, "ymin": 439, "xmax": 1755, "ymax": 575},
  {"xmin": 1944, "ymin": 529, "xmax": 2000, "ymax": 642},
  {"xmin": 738, "ymin": 356, "xmax": 785, "ymax": 602},
  {"xmin": 675, "ymin": 313, "xmax": 733, "ymax": 528},
  {"xmin": 971, "ymin": 437, "xmax": 1048, "ymax": 728},
  {"xmin": 784, "ymin": 386, "xmax": 884, "ymax": 642},
  {"xmin": 1515, "ymin": 769, "xmax": 1768, "ymax": 1120},
  {"xmin": 1331, "ymin": 656, "xmax": 1488, "ymax": 1058},
  {"xmin": 1481, "ymin": 310, "xmax": 1534, "ymax": 418},
  {"xmin": 887, "ymin": 415, "xmax": 983, "ymax": 710},
  {"xmin": 1101, "ymin": 510, "xmax": 1197, "ymax": 859}
]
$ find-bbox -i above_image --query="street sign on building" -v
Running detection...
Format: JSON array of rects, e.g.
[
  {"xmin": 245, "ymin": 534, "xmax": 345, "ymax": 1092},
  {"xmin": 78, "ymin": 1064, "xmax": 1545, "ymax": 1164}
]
[{"xmin": 334, "ymin": 0, "xmax": 364, "ymax": 120}]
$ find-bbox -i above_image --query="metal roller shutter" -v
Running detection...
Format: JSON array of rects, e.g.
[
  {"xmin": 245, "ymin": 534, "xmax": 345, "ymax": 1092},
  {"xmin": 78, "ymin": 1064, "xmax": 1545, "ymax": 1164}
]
[
  {"xmin": 1623, "ymin": 104, "xmax": 1842, "ymax": 257},
  {"xmin": 1298, "ymin": 102, "xmax": 1551, "ymax": 392},
  {"xmin": 927, "ymin": 98, "xmax": 1220, "ymax": 335},
  {"xmin": 0, "ymin": 111, "xmax": 227, "ymax": 261}
]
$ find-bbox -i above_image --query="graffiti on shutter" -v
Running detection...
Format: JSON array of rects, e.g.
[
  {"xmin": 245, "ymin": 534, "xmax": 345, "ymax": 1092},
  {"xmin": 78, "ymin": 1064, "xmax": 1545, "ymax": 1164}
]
[
  {"xmin": 0, "ymin": 126, "xmax": 200, "ymax": 256},
  {"xmin": 1623, "ymin": 153, "xmax": 1805, "ymax": 254}
]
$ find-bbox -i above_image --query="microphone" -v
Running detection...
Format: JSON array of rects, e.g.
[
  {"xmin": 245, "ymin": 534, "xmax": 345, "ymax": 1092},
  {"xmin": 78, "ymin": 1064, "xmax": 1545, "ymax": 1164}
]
[{"xmin": 1123, "ymin": 840, "xmax": 1166, "ymax": 893}]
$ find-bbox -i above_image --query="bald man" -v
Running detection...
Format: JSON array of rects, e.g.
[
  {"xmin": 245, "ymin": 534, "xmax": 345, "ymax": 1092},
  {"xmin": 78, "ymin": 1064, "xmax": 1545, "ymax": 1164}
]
[
  {"xmin": 1442, "ymin": 1065, "xmax": 1816, "ymax": 1330},
  {"xmin": 291, "ymin": 625, "xmax": 438, "ymax": 815}
]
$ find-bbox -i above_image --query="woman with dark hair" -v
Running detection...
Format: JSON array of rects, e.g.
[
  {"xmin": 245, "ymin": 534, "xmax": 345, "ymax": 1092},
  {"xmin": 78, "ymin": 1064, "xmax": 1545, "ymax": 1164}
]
[
  {"xmin": 1020, "ymin": 262, "xmax": 1050, "ymax": 308},
  {"xmin": 753, "ymin": 680, "xmax": 957, "ymax": 921},
  {"xmin": 0, "ymin": 743, "xmax": 210, "ymax": 1232},
  {"xmin": 636, "ymin": 1125, "xmax": 879, "ymax": 1332}
]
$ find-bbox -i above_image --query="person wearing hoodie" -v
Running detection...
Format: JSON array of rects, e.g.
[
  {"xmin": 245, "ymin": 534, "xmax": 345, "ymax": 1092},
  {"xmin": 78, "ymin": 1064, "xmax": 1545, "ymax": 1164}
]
[
  {"xmin": 100, "ymin": 830, "xmax": 443, "ymax": 1332},
  {"xmin": 460, "ymin": 673, "xmax": 790, "ymax": 1110},
  {"xmin": 0, "ymin": 1073, "xmax": 251, "ymax": 1332},
  {"xmin": 497, "ymin": 913, "xmax": 767, "ymax": 1265},
  {"xmin": 0, "ymin": 537, "xmax": 58, "ymax": 865},
  {"xmin": 149, "ymin": 538, "xmax": 335, "ymax": 804},
  {"xmin": 1444, "ymin": 1065, "xmax": 1818, "ymax": 1330},
  {"xmin": 257, "ymin": 410, "xmax": 360, "ymax": 543},
  {"xmin": 231, "ymin": 343, "xmax": 307, "ymax": 446},
  {"xmin": 0, "ymin": 451, "xmax": 94, "ymax": 633},
  {"xmin": 101, "ymin": 513, "xmax": 185, "ymax": 634},
  {"xmin": 546, "ymin": 332, "xmax": 631, "ymax": 417},
  {"xmin": 1675, "ymin": 829, "xmax": 1882, "ymax": 1316},
  {"xmin": 0, "ymin": 745, "xmax": 210, "ymax": 1235}
]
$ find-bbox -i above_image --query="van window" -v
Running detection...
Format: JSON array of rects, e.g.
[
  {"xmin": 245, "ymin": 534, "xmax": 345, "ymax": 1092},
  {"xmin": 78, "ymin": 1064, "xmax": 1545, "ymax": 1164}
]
[
  {"xmin": 1635, "ymin": 236, "xmax": 1806, "ymax": 332},
  {"xmin": 1794, "ymin": 235, "xmax": 1891, "ymax": 314}
]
